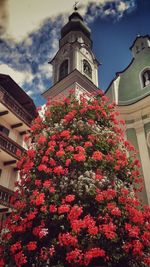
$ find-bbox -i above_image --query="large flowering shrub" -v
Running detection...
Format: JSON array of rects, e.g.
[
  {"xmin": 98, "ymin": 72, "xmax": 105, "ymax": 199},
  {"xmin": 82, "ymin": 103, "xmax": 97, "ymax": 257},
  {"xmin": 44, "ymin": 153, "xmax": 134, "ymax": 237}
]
[{"xmin": 0, "ymin": 92, "xmax": 150, "ymax": 267}]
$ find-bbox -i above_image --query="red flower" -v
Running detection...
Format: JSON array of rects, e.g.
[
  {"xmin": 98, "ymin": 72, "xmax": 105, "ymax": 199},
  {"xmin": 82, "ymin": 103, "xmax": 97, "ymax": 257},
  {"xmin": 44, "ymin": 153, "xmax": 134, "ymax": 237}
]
[
  {"xmin": 56, "ymin": 150, "xmax": 65, "ymax": 157},
  {"xmin": 43, "ymin": 180, "xmax": 51, "ymax": 188},
  {"xmin": 87, "ymin": 119, "xmax": 95, "ymax": 125},
  {"xmin": 66, "ymin": 145, "xmax": 74, "ymax": 152},
  {"xmin": 65, "ymin": 195, "xmax": 75, "ymax": 203},
  {"xmin": 125, "ymin": 223, "xmax": 140, "ymax": 238},
  {"xmin": 59, "ymin": 233, "xmax": 78, "ymax": 247},
  {"xmin": 35, "ymin": 193, "xmax": 45, "ymax": 206},
  {"xmin": 60, "ymin": 130, "xmax": 70, "ymax": 139},
  {"xmin": 84, "ymin": 141, "xmax": 93, "ymax": 148},
  {"xmin": 10, "ymin": 242, "xmax": 22, "ymax": 254},
  {"xmin": 35, "ymin": 179, "xmax": 41, "ymax": 186},
  {"xmin": 49, "ymin": 158, "xmax": 56, "ymax": 166},
  {"xmin": 68, "ymin": 205, "xmax": 83, "ymax": 220},
  {"xmin": 84, "ymin": 247, "xmax": 105, "ymax": 265},
  {"xmin": 58, "ymin": 204, "xmax": 70, "ymax": 214},
  {"xmin": 66, "ymin": 248, "xmax": 83, "ymax": 264},
  {"xmin": 38, "ymin": 164, "xmax": 48, "ymax": 172},
  {"xmin": 53, "ymin": 166, "xmax": 65, "ymax": 175},
  {"xmin": 74, "ymin": 153, "xmax": 85, "ymax": 161},
  {"xmin": 92, "ymin": 151, "xmax": 103, "ymax": 160},
  {"xmin": 65, "ymin": 159, "xmax": 71, "ymax": 166},
  {"xmin": 14, "ymin": 251, "xmax": 27, "ymax": 266},
  {"xmin": 27, "ymin": 149, "xmax": 36, "ymax": 158},
  {"xmin": 49, "ymin": 205, "xmax": 57, "ymax": 213},
  {"xmin": 38, "ymin": 135, "xmax": 47, "ymax": 144},
  {"xmin": 26, "ymin": 241, "xmax": 37, "ymax": 251}
]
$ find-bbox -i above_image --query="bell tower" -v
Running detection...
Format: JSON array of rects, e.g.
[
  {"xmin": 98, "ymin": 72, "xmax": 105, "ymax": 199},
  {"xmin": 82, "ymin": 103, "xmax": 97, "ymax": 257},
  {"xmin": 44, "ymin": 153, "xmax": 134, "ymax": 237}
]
[{"xmin": 43, "ymin": 6, "xmax": 100, "ymax": 100}]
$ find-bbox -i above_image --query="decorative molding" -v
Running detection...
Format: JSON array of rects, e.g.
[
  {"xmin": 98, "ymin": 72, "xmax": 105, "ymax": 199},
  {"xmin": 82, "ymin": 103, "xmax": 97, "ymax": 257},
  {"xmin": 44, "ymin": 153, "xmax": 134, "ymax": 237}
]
[{"xmin": 147, "ymin": 131, "xmax": 150, "ymax": 148}]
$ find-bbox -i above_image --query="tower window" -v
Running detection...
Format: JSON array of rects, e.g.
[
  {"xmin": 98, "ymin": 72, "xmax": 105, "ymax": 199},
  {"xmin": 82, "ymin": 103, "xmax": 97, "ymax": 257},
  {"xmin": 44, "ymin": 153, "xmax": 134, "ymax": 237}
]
[
  {"xmin": 83, "ymin": 59, "xmax": 92, "ymax": 78},
  {"xmin": 0, "ymin": 125, "xmax": 9, "ymax": 136},
  {"xmin": 59, "ymin": 60, "xmax": 68, "ymax": 81},
  {"xmin": 141, "ymin": 42, "xmax": 145, "ymax": 50},
  {"xmin": 141, "ymin": 69, "xmax": 150, "ymax": 88},
  {"xmin": 136, "ymin": 45, "xmax": 140, "ymax": 53}
]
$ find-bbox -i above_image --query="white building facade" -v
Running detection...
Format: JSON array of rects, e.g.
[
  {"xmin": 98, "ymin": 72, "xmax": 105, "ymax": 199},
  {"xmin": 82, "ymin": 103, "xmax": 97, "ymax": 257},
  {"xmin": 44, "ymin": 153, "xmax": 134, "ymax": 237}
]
[{"xmin": 0, "ymin": 74, "xmax": 36, "ymax": 224}]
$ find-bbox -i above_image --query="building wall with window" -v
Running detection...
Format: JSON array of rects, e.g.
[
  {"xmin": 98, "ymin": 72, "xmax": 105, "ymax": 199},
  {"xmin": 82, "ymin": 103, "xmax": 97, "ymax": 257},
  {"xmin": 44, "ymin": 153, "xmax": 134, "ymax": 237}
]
[
  {"xmin": 106, "ymin": 35, "xmax": 150, "ymax": 205},
  {"xmin": 0, "ymin": 74, "xmax": 36, "ymax": 221}
]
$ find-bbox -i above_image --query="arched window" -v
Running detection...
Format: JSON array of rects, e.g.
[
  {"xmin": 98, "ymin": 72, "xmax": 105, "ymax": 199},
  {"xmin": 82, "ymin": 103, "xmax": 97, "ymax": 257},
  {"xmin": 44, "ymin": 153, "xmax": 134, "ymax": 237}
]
[
  {"xmin": 59, "ymin": 60, "xmax": 68, "ymax": 80},
  {"xmin": 141, "ymin": 69, "xmax": 150, "ymax": 88},
  {"xmin": 83, "ymin": 59, "xmax": 92, "ymax": 78}
]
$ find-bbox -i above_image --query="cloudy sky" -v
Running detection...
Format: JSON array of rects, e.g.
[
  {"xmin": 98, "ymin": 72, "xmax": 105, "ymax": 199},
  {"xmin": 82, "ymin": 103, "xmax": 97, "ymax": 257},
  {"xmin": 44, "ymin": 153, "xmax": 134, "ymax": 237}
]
[{"xmin": 0, "ymin": 0, "xmax": 150, "ymax": 106}]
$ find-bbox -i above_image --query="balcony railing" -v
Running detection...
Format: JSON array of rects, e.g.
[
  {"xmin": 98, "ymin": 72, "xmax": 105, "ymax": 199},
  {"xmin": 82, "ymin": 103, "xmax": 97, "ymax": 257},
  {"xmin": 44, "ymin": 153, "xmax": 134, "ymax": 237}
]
[
  {"xmin": 0, "ymin": 87, "xmax": 33, "ymax": 126},
  {"xmin": 0, "ymin": 185, "xmax": 14, "ymax": 208},
  {"xmin": 0, "ymin": 132, "xmax": 25, "ymax": 159}
]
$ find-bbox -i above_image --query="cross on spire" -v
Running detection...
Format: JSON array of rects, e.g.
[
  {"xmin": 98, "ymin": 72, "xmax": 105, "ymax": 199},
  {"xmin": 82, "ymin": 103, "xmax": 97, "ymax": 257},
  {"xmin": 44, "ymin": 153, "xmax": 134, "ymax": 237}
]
[{"xmin": 74, "ymin": 1, "xmax": 79, "ymax": 11}]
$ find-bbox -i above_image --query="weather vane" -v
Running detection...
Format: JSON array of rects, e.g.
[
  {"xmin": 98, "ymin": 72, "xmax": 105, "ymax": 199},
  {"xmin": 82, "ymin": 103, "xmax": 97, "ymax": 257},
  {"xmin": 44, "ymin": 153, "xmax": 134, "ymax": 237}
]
[{"xmin": 74, "ymin": 1, "xmax": 79, "ymax": 11}]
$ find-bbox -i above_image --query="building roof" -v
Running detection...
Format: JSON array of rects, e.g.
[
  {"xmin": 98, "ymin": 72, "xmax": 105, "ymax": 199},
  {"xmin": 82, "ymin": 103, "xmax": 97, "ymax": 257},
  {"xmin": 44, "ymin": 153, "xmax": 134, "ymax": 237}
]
[
  {"xmin": 129, "ymin": 34, "xmax": 150, "ymax": 50},
  {"xmin": 106, "ymin": 35, "xmax": 150, "ymax": 106},
  {"xmin": 61, "ymin": 11, "xmax": 91, "ymax": 39},
  {"xmin": 0, "ymin": 74, "xmax": 37, "ymax": 117}
]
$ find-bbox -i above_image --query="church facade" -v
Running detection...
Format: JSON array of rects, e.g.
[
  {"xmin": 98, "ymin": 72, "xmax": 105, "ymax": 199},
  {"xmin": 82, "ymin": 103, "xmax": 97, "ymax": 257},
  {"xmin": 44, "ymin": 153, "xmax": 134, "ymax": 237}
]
[
  {"xmin": 43, "ymin": 10, "xmax": 150, "ymax": 205},
  {"xmin": 106, "ymin": 35, "xmax": 150, "ymax": 204}
]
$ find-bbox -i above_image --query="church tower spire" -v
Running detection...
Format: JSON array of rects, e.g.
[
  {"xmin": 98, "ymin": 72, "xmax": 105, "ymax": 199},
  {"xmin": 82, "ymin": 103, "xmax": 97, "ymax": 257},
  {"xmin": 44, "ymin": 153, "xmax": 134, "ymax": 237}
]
[{"xmin": 43, "ymin": 8, "xmax": 100, "ymax": 100}]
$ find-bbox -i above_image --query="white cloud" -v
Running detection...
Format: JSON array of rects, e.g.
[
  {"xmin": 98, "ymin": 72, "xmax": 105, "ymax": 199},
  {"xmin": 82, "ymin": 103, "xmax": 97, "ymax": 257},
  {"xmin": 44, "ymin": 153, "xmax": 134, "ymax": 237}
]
[
  {"xmin": 0, "ymin": 63, "xmax": 34, "ymax": 86},
  {"xmin": 118, "ymin": 1, "xmax": 127, "ymax": 12},
  {"xmin": 0, "ymin": 0, "xmax": 8, "ymax": 36},
  {"xmin": 4, "ymin": 0, "xmax": 136, "ymax": 41},
  {"xmin": 0, "ymin": 64, "xmax": 25, "ymax": 84}
]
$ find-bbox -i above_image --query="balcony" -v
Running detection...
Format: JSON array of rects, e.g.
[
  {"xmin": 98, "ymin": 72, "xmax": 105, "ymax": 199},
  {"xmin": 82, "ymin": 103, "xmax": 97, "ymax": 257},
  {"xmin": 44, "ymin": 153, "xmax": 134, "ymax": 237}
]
[
  {"xmin": 0, "ymin": 87, "xmax": 33, "ymax": 127},
  {"xmin": 0, "ymin": 132, "xmax": 25, "ymax": 161},
  {"xmin": 0, "ymin": 185, "xmax": 14, "ymax": 208}
]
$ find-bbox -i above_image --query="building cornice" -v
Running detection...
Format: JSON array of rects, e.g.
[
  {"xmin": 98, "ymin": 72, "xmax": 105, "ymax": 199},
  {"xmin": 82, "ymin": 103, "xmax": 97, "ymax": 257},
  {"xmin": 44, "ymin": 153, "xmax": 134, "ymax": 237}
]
[
  {"xmin": 0, "ymin": 86, "xmax": 34, "ymax": 127},
  {"xmin": 42, "ymin": 69, "xmax": 98, "ymax": 99}
]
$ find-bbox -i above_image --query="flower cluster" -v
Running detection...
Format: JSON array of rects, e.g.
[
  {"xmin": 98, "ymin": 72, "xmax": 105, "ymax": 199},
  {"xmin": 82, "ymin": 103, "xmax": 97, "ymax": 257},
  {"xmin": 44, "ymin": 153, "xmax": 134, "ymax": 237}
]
[{"xmin": 0, "ymin": 92, "xmax": 149, "ymax": 267}]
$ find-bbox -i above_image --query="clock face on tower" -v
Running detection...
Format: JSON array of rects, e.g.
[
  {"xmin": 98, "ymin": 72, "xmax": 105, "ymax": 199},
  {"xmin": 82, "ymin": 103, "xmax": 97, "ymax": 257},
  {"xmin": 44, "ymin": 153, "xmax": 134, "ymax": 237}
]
[{"xmin": 80, "ymin": 47, "xmax": 92, "ymax": 61}]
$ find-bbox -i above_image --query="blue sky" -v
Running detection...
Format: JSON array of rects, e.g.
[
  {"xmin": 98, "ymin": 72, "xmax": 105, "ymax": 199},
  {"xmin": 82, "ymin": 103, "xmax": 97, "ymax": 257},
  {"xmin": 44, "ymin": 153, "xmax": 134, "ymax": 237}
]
[{"xmin": 0, "ymin": 0, "xmax": 150, "ymax": 106}]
